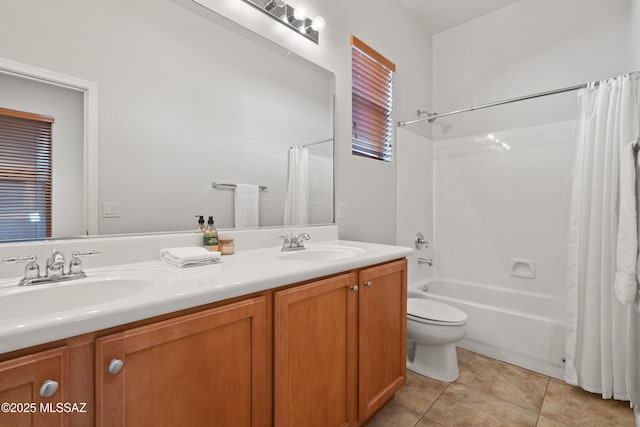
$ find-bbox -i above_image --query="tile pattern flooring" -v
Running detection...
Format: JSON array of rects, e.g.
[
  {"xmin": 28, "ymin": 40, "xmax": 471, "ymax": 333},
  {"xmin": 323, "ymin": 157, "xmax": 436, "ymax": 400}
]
[{"xmin": 364, "ymin": 348, "xmax": 635, "ymax": 427}]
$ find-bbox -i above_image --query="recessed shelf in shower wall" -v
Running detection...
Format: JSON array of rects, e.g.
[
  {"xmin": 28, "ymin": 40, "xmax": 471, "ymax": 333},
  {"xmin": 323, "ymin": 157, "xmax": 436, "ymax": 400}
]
[{"xmin": 510, "ymin": 258, "xmax": 536, "ymax": 279}]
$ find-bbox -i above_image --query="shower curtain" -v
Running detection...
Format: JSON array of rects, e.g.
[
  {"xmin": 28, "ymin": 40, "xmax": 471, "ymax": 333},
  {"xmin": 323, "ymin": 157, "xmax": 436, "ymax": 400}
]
[
  {"xmin": 565, "ymin": 72, "xmax": 640, "ymax": 404},
  {"xmin": 283, "ymin": 146, "xmax": 309, "ymax": 225}
]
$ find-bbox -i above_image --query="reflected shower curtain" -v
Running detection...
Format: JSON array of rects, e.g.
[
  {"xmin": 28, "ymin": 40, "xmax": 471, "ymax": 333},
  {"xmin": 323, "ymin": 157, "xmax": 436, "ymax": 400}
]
[
  {"xmin": 565, "ymin": 72, "xmax": 640, "ymax": 404},
  {"xmin": 283, "ymin": 146, "xmax": 309, "ymax": 225}
]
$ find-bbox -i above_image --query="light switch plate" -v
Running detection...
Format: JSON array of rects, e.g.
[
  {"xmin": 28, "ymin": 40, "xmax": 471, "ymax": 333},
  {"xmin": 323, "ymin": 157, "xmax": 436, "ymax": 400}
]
[{"xmin": 102, "ymin": 202, "xmax": 121, "ymax": 218}]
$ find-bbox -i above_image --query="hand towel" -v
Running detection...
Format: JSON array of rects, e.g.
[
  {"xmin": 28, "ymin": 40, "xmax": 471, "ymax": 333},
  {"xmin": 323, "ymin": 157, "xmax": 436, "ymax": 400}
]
[
  {"xmin": 160, "ymin": 247, "xmax": 221, "ymax": 268},
  {"xmin": 234, "ymin": 184, "xmax": 259, "ymax": 228}
]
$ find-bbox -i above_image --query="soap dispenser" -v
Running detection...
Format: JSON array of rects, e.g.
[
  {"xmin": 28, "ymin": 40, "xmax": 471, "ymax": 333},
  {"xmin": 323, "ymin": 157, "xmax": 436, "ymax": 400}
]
[
  {"xmin": 203, "ymin": 216, "xmax": 219, "ymax": 251},
  {"xmin": 195, "ymin": 215, "xmax": 205, "ymax": 233}
]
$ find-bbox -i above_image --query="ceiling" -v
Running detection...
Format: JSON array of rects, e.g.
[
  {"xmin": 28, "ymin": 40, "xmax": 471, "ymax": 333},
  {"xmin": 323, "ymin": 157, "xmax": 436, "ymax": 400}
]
[{"xmin": 397, "ymin": 0, "xmax": 522, "ymax": 35}]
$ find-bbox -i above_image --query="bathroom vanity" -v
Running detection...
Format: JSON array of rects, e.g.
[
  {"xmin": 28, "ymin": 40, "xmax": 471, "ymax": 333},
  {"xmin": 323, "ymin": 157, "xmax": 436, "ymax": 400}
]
[{"xmin": 0, "ymin": 240, "xmax": 409, "ymax": 427}]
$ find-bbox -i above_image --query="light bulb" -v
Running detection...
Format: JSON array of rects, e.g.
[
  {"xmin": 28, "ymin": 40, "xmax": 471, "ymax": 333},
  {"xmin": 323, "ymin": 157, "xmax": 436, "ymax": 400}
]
[
  {"xmin": 293, "ymin": 6, "xmax": 306, "ymax": 21},
  {"xmin": 311, "ymin": 16, "xmax": 325, "ymax": 31}
]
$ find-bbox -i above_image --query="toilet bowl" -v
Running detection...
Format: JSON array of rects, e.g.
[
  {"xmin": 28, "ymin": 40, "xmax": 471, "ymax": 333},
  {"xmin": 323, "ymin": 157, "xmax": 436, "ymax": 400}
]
[{"xmin": 406, "ymin": 297, "xmax": 468, "ymax": 382}]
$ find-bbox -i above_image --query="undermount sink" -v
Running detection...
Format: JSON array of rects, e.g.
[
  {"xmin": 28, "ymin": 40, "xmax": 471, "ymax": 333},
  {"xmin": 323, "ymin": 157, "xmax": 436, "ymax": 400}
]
[
  {"xmin": 271, "ymin": 245, "xmax": 366, "ymax": 262},
  {"xmin": 0, "ymin": 273, "xmax": 165, "ymax": 321}
]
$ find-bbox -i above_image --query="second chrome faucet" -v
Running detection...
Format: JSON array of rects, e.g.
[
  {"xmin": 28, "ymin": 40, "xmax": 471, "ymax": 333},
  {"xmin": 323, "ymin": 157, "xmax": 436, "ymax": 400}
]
[{"xmin": 279, "ymin": 232, "xmax": 311, "ymax": 252}]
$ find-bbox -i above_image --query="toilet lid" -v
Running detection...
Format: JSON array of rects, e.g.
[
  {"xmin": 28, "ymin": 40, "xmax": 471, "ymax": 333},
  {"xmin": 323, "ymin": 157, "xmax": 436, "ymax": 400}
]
[{"xmin": 407, "ymin": 298, "xmax": 467, "ymax": 325}]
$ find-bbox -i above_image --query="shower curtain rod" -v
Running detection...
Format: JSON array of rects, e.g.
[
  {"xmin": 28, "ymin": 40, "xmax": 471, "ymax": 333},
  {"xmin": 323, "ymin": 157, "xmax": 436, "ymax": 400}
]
[
  {"xmin": 397, "ymin": 82, "xmax": 598, "ymax": 127},
  {"xmin": 291, "ymin": 138, "xmax": 333, "ymax": 148}
]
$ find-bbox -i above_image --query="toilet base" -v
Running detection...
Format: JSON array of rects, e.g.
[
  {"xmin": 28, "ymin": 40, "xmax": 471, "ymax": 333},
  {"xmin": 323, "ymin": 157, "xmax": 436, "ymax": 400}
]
[{"xmin": 406, "ymin": 342, "xmax": 459, "ymax": 382}]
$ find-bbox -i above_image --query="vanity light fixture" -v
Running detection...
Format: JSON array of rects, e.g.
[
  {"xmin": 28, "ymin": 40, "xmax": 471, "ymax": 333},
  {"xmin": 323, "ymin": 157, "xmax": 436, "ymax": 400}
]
[{"xmin": 241, "ymin": 0, "xmax": 325, "ymax": 44}]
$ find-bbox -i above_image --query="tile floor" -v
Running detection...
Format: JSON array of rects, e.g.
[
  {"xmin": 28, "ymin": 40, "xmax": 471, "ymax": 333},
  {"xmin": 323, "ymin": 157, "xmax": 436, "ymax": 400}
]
[{"xmin": 364, "ymin": 348, "xmax": 635, "ymax": 427}]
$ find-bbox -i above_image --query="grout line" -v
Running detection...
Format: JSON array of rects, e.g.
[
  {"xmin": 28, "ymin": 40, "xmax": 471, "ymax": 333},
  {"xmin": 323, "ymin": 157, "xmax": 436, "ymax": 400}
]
[
  {"xmin": 411, "ymin": 350, "xmax": 470, "ymax": 426},
  {"xmin": 453, "ymin": 354, "xmax": 551, "ymax": 416},
  {"xmin": 534, "ymin": 377, "xmax": 551, "ymax": 426},
  {"xmin": 413, "ymin": 381, "xmax": 450, "ymax": 427}
]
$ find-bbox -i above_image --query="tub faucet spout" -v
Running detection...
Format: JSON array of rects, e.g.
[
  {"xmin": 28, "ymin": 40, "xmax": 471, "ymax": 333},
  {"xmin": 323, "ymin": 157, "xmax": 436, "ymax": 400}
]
[{"xmin": 418, "ymin": 257, "xmax": 432, "ymax": 266}]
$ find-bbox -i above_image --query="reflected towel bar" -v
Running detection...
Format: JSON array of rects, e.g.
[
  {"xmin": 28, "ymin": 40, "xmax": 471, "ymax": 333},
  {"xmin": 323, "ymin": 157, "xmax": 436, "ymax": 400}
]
[{"xmin": 212, "ymin": 182, "xmax": 267, "ymax": 191}]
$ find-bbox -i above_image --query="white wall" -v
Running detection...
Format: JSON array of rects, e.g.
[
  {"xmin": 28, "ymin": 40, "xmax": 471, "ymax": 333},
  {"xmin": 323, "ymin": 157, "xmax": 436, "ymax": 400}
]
[
  {"xmin": 433, "ymin": 0, "xmax": 629, "ymax": 140},
  {"xmin": 432, "ymin": 0, "xmax": 630, "ymax": 299},
  {"xmin": 631, "ymin": 0, "xmax": 640, "ymax": 70},
  {"xmin": 0, "ymin": 74, "xmax": 84, "ymax": 237},
  {"xmin": 335, "ymin": 1, "xmax": 432, "ymax": 245}
]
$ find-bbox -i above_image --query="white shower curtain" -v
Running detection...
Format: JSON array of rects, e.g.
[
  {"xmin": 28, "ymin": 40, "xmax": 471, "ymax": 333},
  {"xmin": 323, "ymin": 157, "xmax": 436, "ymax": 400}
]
[
  {"xmin": 565, "ymin": 72, "xmax": 640, "ymax": 403},
  {"xmin": 283, "ymin": 146, "xmax": 309, "ymax": 225}
]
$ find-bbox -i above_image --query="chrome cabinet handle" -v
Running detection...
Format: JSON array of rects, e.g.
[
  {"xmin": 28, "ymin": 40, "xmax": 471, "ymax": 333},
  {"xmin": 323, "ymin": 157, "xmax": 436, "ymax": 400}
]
[
  {"xmin": 364, "ymin": 280, "xmax": 372, "ymax": 288},
  {"xmin": 39, "ymin": 380, "xmax": 59, "ymax": 398},
  {"xmin": 108, "ymin": 359, "xmax": 124, "ymax": 375},
  {"xmin": 350, "ymin": 285, "xmax": 359, "ymax": 292}
]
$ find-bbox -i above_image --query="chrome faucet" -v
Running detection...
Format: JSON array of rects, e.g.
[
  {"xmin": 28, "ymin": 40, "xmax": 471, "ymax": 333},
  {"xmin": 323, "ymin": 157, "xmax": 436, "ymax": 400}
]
[
  {"xmin": 418, "ymin": 257, "xmax": 433, "ymax": 266},
  {"xmin": 279, "ymin": 232, "xmax": 311, "ymax": 252},
  {"xmin": 46, "ymin": 249, "xmax": 66, "ymax": 277},
  {"xmin": 1, "ymin": 249, "xmax": 100, "ymax": 286}
]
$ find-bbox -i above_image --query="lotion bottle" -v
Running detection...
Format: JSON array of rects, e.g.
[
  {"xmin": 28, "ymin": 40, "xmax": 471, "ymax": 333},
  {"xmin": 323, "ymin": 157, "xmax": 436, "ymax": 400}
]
[{"xmin": 203, "ymin": 216, "xmax": 219, "ymax": 251}]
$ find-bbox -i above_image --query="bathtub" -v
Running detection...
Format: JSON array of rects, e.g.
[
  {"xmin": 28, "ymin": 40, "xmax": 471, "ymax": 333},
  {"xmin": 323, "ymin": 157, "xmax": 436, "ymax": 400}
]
[{"xmin": 408, "ymin": 278, "xmax": 566, "ymax": 379}]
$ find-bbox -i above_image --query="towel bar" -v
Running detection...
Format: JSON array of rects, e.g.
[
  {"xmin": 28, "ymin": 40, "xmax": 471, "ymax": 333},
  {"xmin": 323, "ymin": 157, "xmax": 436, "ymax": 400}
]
[{"xmin": 212, "ymin": 182, "xmax": 267, "ymax": 191}]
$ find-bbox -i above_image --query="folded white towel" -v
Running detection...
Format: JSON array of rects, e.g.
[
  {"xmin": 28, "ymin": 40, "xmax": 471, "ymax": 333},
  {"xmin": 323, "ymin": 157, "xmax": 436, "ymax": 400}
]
[{"xmin": 160, "ymin": 247, "xmax": 221, "ymax": 268}]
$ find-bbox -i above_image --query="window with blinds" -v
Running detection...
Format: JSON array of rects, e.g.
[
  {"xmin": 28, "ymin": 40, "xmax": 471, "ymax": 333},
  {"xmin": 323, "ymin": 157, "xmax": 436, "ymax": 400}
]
[
  {"xmin": 351, "ymin": 36, "xmax": 395, "ymax": 162},
  {"xmin": 0, "ymin": 108, "xmax": 53, "ymax": 241}
]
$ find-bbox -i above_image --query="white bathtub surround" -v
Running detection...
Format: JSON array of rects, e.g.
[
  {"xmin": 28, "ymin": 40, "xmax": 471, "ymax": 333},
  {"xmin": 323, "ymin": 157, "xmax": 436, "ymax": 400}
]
[
  {"xmin": 408, "ymin": 279, "xmax": 565, "ymax": 379},
  {"xmin": 434, "ymin": 120, "xmax": 574, "ymax": 304},
  {"xmin": 565, "ymin": 72, "xmax": 640, "ymax": 402},
  {"xmin": 396, "ymin": 128, "xmax": 434, "ymax": 285}
]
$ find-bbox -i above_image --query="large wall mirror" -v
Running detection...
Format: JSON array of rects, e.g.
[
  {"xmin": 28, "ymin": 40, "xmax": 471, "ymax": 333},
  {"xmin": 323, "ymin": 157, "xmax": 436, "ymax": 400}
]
[{"xmin": 0, "ymin": 0, "xmax": 334, "ymax": 242}]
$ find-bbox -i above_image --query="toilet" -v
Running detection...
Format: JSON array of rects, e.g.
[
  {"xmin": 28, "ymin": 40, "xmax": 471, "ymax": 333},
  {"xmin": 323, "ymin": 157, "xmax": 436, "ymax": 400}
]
[{"xmin": 406, "ymin": 298, "xmax": 468, "ymax": 382}]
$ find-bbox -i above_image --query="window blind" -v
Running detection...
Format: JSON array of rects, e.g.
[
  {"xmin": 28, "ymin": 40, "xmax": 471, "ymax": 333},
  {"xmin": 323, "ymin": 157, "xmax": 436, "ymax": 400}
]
[
  {"xmin": 0, "ymin": 108, "xmax": 53, "ymax": 241},
  {"xmin": 351, "ymin": 36, "xmax": 395, "ymax": 162}
]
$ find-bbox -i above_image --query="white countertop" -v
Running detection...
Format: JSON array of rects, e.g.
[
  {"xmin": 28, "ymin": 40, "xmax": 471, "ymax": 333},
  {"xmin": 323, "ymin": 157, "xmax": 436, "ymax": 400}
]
[{"xmin": 0, "ymin": 240, "xmax": 412, "ymax": 354}]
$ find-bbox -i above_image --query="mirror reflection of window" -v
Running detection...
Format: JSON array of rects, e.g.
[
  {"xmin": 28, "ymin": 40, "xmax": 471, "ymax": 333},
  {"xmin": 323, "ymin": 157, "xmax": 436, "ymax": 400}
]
[{"xmin": 0, "ymin": 108, "xmax": 53, "ymax": 240}]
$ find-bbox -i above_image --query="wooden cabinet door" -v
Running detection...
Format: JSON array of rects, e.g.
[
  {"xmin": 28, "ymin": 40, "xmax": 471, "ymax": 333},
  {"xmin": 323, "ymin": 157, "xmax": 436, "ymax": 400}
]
[
  {"xmin": 274, "ymin": 273, "xmax": 358, "ymax": 427},
  {"xmin": 358, "ymin": 259, "xmax": 407, "ymax": 422},
  {"xmin": 0, "ymin": 347, "xmax": 69, "ymax": 427},
  {"xmin": 95, "ymin": 297, "xmax": 268, "ymax": 427}
]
